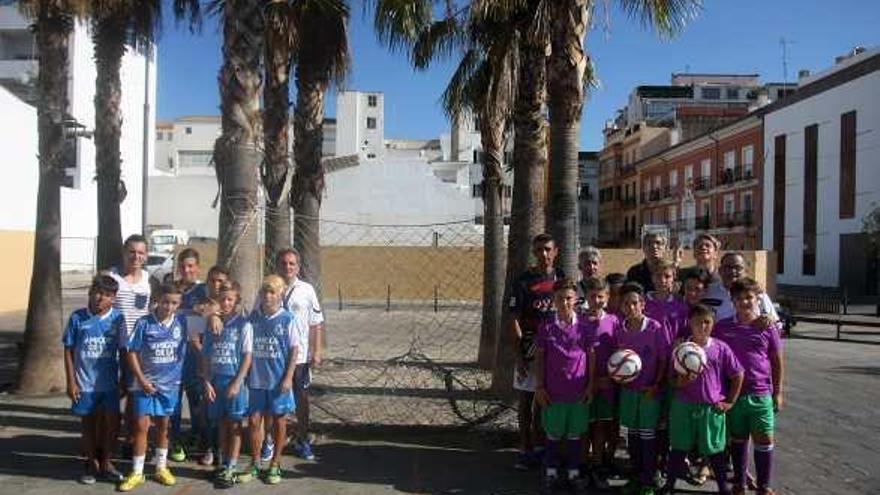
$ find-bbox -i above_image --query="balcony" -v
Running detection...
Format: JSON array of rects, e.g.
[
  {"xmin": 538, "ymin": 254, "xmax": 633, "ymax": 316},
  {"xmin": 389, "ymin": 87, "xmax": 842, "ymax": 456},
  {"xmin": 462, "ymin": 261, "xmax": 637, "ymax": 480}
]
[
  {"xmin": 622, "ymin": 196, "xmax": 637, "ymax": 208},
  {"xmin": 693, "ymin": 176, "xmax": 712, "ymax": 191},
  {"xmin": 649, "ymin": 190, "xmax": 661, "ymax": 202}
]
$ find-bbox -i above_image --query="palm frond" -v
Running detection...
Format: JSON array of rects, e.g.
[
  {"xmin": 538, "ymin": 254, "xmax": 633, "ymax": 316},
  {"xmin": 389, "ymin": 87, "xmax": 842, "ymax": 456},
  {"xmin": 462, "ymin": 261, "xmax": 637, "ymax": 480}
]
[
  {"xmin": 411, "ymin": 15, "xmax": 465, "ymax": 69},
  {"xmin": 617, "ymin": 0, "xmax": 702, "ymax": 38},
  {"xmin": 291, "ymin": 0, "xmax": 351, "ymax": 85},
  {"xmin": 371, "ymin": 0, "xmax": 433, "ymax": 52},
  {"xmin": 439, "ymin": 47, "xmax": 481, "ymax": 118}
]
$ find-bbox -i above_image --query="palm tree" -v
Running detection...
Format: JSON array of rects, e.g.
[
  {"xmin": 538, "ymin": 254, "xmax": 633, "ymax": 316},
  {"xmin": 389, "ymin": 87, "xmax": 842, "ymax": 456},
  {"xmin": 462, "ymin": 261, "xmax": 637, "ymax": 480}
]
[
  {"xmin": 213, "ymin": 0, "xmax": 265, "ymax": 307},
  {"xmin": 16, "ymin": 0, "xmax": 88, "ymax": 394},
  {"xmin": 91, "ymin": 0, "xmax": 161, "ymax": 270},
  {"xmin": 262, "ymin": 0, "xmax": 294, "ymax": 268},
  {"xmin": 290, "ymin": 0, "xmax": 350, "ymax": 293}
]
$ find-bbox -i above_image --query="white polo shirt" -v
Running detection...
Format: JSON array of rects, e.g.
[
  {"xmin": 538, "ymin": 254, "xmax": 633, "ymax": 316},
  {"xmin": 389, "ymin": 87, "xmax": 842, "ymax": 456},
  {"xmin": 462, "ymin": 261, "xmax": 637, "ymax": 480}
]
[{"xmin": 282, "ymin": 278, "xmax": 324, "ymax": 365}]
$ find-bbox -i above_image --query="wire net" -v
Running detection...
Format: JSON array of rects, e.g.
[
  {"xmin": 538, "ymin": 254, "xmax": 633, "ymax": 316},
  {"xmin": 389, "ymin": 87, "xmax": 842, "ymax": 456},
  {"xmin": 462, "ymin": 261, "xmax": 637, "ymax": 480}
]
[{"xmin": 305, "ymin": 218, "xmax": 514, "ymax": 428}]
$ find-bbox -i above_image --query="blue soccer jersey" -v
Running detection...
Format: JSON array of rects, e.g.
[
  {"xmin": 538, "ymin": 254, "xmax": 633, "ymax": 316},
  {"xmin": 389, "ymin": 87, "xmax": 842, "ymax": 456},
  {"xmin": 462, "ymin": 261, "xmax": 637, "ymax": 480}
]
[
  {"xmin": 203, "ymin": 314, "xmax": 254, "ymax": 378},
  {"xmin": 125, "ymin": 313, "xmax": 188, "ymax": 393},
  {"xmin": 181, "ymin": 282, "xmax": 208, "ymax": 314},
  {"xmin": 62, "ymin": 307, "xmax": 126, "ymax": 393},
  {"xmin": 249, "ymin": 308, "xmax": 298, "ymax": 390}
]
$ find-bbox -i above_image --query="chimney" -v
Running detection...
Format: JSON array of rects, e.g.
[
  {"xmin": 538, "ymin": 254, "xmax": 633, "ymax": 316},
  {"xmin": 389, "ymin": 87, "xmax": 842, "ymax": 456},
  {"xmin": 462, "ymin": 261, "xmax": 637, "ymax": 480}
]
[
  {"xmin": 851, "ymin": 46, "xmax": 866, "ymax": 56},
  {"xmin": 797, "ymin": 69, "xmax": 811, "ymax": 80}
]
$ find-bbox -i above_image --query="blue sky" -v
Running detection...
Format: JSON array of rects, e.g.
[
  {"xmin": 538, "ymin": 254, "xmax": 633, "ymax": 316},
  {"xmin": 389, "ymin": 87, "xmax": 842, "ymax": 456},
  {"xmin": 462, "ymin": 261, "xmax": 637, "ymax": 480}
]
[{"xmin": 156, "ymin": 1, "xmax": 880, "ymax": 151}]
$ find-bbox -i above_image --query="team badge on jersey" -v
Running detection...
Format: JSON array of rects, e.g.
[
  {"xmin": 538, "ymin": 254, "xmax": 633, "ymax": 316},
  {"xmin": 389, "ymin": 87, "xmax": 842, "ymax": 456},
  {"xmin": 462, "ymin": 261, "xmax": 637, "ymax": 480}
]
[{"xmin": 172, "ymin": 326, "xmax": 181, "ymax": 341}]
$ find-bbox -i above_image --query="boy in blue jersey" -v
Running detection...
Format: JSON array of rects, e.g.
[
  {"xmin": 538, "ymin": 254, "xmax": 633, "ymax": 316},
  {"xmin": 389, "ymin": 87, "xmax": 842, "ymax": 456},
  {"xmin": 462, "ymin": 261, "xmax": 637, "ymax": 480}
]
[
  {"xmin": 118, "ymin": 283, "xmax": 187, "ymax": 492},
  {"xmin": 63, "ymin": 275, "xmax": 127, "ymax": 485},
  {"xmin": 202, "ymin": 281, "xmax": 254, "ymax": 488},
  {"xmin": 247, "ymin": 275, "xmax": 299, "ymax": 485}
]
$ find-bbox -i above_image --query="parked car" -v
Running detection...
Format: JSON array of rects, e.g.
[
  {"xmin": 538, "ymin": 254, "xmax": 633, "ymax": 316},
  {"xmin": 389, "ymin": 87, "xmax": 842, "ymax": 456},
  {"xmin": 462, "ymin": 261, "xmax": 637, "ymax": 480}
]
[{"xmin": 146, "ymin": 252, "xmax": 174, "ymax": 285}]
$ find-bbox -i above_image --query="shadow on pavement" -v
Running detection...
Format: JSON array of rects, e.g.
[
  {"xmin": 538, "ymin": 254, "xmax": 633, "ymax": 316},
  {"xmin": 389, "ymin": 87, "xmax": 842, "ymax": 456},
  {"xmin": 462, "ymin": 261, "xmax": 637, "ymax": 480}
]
[{"xmin": 829, "ymin": 365, "xmax": 880, "ymax": 376}]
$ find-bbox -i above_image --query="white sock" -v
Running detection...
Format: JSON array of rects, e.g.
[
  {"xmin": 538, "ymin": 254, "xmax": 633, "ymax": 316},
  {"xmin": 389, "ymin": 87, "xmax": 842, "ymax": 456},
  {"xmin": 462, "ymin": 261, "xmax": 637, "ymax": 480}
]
[
  {"xmin": 546, "ymin": 467, "xmax": 558, "ymax": 478},
  {"xmin": 132, "ymin": 455, "xmax": 146, "ymax": 475},
  {"xmin": 568, "ymin": 468, "xmax": 580, "ymax": 479},
  {"xmin": 154, "ymin": 448, "xmax": 168, "ymax": 470},
  {"xmin": 227, "ymin": 457, "xmax": 238, "ymax": 469}
]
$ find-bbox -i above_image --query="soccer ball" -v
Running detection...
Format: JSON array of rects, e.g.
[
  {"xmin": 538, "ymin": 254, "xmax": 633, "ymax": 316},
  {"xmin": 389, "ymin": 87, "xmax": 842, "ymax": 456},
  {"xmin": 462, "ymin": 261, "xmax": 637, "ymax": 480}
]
[
  {"xmin": 673, "ymin": 342, "xmax": 707, "ymax": 376},
  {"xmin": 607, "ymin": 349, "xmax": 642, "ymax": 384}
]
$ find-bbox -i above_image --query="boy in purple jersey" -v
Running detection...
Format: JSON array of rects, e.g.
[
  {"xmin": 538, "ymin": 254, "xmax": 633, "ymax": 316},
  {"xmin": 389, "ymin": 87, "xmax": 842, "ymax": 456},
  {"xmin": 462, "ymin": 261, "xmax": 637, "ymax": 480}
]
[
  {"xmin": 580, "ymin": 277, "xmax": 619, "ymax": 489},
  {"xmin": 665, "ymin": 304, "xmax": 744, "ymax": 495},
  {"xmin": 645, "ymin": 260, "xmax": 689, "ymax": 344},
  {"xmin": 119, "ymin": 284, "xmax": 187, "ymax": 492},
  {"xmin": 509, "ymin": 233, "xmax": 564, "ymax": 470},
  {"xmin": 604, "ymin": 273, "xmax": 626, "ymax": 317},
  {"xmin": 534, "ymin": 278, "xmax": 594, "ymax": 493},
  {"xmin": 713, "ymin": 279, "xmax": 784, "ymax": 495},
  {"xmin": 202, "ymin": 281, "xmax": 254, "ymax": 488},
  {"xmin": 63, "ymin": 275, "xmax": 126, "ymax": 484},
  {"xmin": 614, "ymin": 283, "xmax": 669, "ymax": 495},
  {"xmin": 247, "ymin": 275, "xmax": 299, "ymax": 485}
]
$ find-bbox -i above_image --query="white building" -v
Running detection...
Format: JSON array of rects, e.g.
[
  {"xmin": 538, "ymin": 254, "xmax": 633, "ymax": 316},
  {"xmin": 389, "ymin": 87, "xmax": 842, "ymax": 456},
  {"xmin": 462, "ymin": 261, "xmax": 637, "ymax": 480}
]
[
  {"xmin": 0, "ymin": 6, "xmax": 156, "ymax": 273},
  {"xmin": 762, "ymin": 47, "xmax": 880, "ymax": 297}
]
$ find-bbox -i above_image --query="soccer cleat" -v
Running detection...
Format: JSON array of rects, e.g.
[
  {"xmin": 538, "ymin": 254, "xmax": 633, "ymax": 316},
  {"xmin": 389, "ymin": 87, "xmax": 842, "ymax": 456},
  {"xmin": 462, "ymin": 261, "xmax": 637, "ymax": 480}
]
[
  {"xmin": 638, "ymin": 486, "xmax": 656, "ymax": 495},
  {"xmin": 79, "ymin": 472, "xmax": 97, "ymax": 485},
  {"xmin": 169, "ymin": 443, "xmax": 186, "ymax": 462},
  {"xmin": 264, "ymin": 464, "xmax": 283, "ymax": 485},
  {"xmin": 199, "ymin": 450, "xmax": 214, "ymax": 466},
  {"xmin": 117, "ymin": 472, "xmax": 145, "ymax": 492},
  {"xmin": 153, "ymin": 467, "xmax": 176, "ymax": 486},
  {"xmin": 260, "ymin": 439, "xmax": 275, "ymax": 463},
  {"xmin": 234, "ymin": 465, "xmax": 256, "ymax": 484},
  {"xmin": 540, "ymin": 474, "xmax": 559, "ymax": 495},
  {"xmin": 294, "ymin": 440, "xmax": 315, "ymax": 460},
  {"xmin": 99, "ymin": 464, "xmax": 124, "ymax": 483},
  {"xmin": 569, "ymin": 472, "xmax": 591, "ymax": 494},
  {"xmin": 215, "ymin": 467, "xmax": 236, "ymax": 489}
]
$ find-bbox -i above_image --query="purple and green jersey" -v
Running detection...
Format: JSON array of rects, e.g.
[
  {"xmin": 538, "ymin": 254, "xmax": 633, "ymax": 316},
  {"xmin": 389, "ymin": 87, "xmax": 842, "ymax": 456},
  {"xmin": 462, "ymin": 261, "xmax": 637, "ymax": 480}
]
[
  {"xmin": 713, "ymin": 316, "xmax": 782, "ymax": 397},
  {"xmin": 62, "ymin": 307, "xmax": 126, "ymax": 392},
  {"xmin": 536, "ymin": 315, "xmax": 592, "ymax": 403},
  {"xmin": 581, "ymin": 311, "xmax": 619, "ymax": 402},
  {"xmin": 612, "ymin": 316, "xmax": 668, "ymax": 391},
  {"xmin": 125, "ymin": 313, "xmax": 188, "ymax": 393},
  {"xmin": 202, "ymin": 314, "xmax": 253, "ymax": 379},
  {"xmin": 672, "ymin": 337, "xmax": 743, "ymax": 404},
  {"xmin": 509, "ymin": 267, "xmax": 564, "ymax": 362},
  {"xmin": 645, "ymin": 292, "xmax": 690, "ymax": 344},
  {"xmin": 248, "ymin": 308, "xmax": 298, "ymax": 390}
]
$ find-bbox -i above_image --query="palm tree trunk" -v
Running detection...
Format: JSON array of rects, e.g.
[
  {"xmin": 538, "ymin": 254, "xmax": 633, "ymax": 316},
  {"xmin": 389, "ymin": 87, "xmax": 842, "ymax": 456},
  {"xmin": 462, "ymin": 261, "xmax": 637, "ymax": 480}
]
[
  {"xmin": 291, "ymin": 68, "xmax": 326, "ymax": 293},
  {"xmin": 18, "ymin": 5, "xmax": 72, "ymax": 394},
  {"xmin": 491, "ymin": 36, "xmax": 547, "ymax": 387},
  {"xmin": 477, "ymin": 116, "xmax": 507, "ymax": 370},
  {"xmin": 547, "ymin": 0, "xmax": 590, "ymax": 278},
  {"xmin": 93, "ymin": 13, "xmax": 126, "ymax": 271},
  {"xmin": 262, "ymin": 2, "xmax": 292, "ymax": 270},
  {"xmin": 215, "ymin": 0, "xmax": 264, "ymax": 308}
]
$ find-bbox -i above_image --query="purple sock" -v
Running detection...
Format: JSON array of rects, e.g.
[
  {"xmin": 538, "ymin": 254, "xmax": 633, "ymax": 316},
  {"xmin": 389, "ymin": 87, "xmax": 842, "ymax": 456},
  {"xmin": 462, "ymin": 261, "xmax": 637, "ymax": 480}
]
[
  {"xmin": 640, "ymin": 430, "xmax": 657, "ymax": 486},
  {"xmin": 754, "ymin": 444, "xmax": 774, "ymax": 490},
  {"xmin": 666, "ymin": 450, "xmax": 687, "ymax": 490},
  {"xmin": 709, "ymin": 452, "xmax": 730, "ymax": 494},
  {"xmin": 628, "ymin": 431, "xmax": 641, "ymax": 473},
  {"xmin": 730, "ymin": 440, "xmax": 748, "ymax": 487},
  {"xmin": 545, "ymin": 439, "xmax": 561, "ymax": 469},
  {"xmin": 565, "ymin": 439, "xmax": 582, "ymax": 471}
]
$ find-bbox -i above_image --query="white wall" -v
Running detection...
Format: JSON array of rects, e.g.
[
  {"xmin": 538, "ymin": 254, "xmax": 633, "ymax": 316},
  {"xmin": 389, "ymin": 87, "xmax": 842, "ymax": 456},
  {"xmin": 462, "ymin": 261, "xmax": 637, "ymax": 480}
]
[
  {"xmin": 335, "ymin": 91, "xmax": 384, "ymax": 159},
  {"xmin": 762, "ymin": 69, "xmax": 880, "ymax": 287},
  {"xmin": 0, "ymin": 87, "xmax": 38, "ymax": 231}
]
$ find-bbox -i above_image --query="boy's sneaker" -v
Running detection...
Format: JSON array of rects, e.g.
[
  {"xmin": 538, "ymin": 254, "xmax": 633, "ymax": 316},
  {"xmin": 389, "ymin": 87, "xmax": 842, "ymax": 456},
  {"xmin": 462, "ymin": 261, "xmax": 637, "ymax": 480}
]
[
  {"xmin": 215, "ymin": 467, "xmax": 236, "ymax": 489},
  {"xmin": 264, "ymin": 464, "xmax": 283, "ymax": 485},
  {"xmin": 99, "ymin": 464, "xmax": 124, "ymax": 483},
  {"xmin": 638, "ymin": 487, "xmax": 656, "ymax": 495},
  {"xmin": 570, "ymin": 472, "xmax": 591, "ymax": 494},
  {"xmin": 591, "ymin": 470, "xmax": 610, "ymax": 490},
  {"xmin": 79, "ymin": 472, "xmax": 97, "ymax": 485},
  {"xmin": 260, "ymin": 440, "xmax": 274, "ymax": 463},
  {"xmin": 541, "ymin": 473, "xmax": 561, "ymax": 495},
  {"xmin": 234, "ymin": 465, "xmax": 256, "ymax": 484},
  {"xmin": 153, "ymin": 467, "xmax": 176, "ymax": 486},
  {"xmin": 169, "ymin": 443, "xmax": 186, "ymax": 462},
  {"xmin": 293, "ymin": 440, "xmax": 315, "ymax": 460},
  {"xmin": 199, "ymin": 450, "xmax": 214, "ymax": 466},
  {"xmin": 117, "ymin": 472, "xmax": 145, "ymax": 492}
]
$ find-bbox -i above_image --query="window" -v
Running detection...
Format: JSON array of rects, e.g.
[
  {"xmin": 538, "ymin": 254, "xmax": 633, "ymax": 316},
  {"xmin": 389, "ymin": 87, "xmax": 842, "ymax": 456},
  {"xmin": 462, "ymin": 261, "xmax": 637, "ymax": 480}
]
[
  {"xmin": 803, "ymin": 124, "xmax": 818, "ymax": 276},
  {"xmin": 840, "ymin": 110, "xmax": 857, "ymax": 218},
  {"xmin": 685, "ymin": 164, "xmax": 694, "ymax": 183},
  {"xmin": 742, "ymin": 191, "xmax": 753, "ymax": 213},
  {"xmin": 366, "ymin": 117, "xmax": 377, "ymax": 129},
  {"xmin": 726, "ymin": 87, "xmax": 739, "ymax": 100},
  {"xmin": 669, "ymin": 205, "xmax": 677, "ymax": 223},
  {"xmin": 157, "ymin": 132, "xmax": 163, "ymax": 141},
  {"xmin": 702, "ymin": 87, "xmax": 721, "ymax": 100},
  {"xmin": 773, "ymin": 134, "xmax": 786, "ymax": 273},
  {"xmin": 185, "ymin": 127, "xmax": 192, "ymax": 134},
  {"xmin": 723, "ymin": 194, "xmax": 735, "ymax": 214},
  {"xmin": 741, "ymin": 145, "xmax": 754, "ymax": 178},
  {"xmin": 653, "ymin": 176, "xmax": 661, "ymax": 189},
  {"xmin": 723, "ymin": 151, "xmax": 735, "ymax": 171},
  {"xmin": 367, "ymin": 94, "xmax": 378, "ymax": 107},
  {"xmin": 669, "ymin": 170, "xmax": 678, "ymax": 188}
]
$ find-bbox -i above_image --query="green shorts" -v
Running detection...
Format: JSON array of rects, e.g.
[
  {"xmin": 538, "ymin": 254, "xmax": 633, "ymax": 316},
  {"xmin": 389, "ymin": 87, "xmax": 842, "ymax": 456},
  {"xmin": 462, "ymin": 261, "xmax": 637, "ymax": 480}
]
[
  {"xmin": 618, "ymin": 389, "xmax": 661, "ymax": 430},
  {"xmin": 590, "ymin": 395, "xmax": 617, "ymax": 422},
  {"xmin": 728, "ymin": 394, "xmax": 775, "ymax": 438},
  {"xmin": 542, "ymin": 402, "xmax": 590, "ymax": 439},
  {"xmin": 669, "ymin": 399, "xmax": 727, "ymax": 455}
]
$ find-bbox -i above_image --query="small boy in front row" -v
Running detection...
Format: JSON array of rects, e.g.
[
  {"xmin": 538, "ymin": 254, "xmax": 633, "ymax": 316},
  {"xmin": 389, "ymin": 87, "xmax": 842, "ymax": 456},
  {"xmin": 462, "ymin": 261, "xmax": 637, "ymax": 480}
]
[
  {"xmin": 713, "ymin": 279, "xmax": 785, "ymax": 495},
  {"xmin": 247, "ymin": 275, "xmax": 300, "ymax": 485},
  {"xmin": 202, "ymin": 281, "xmax": 253, "ymax": 487},
  {"xmin": 118, "ymin": 283, "xmax": 187, "ymax": 492},
  {"xmin": 534, "ymin": 278, "xmax": 594, "ymax": 493},
  {"xmin": 63, "ymin": 275, "xmax": 127, "ymax": 484},
  {"xmin": 665, "ymin": 304, "xmax": 744, "ymax": 494}
]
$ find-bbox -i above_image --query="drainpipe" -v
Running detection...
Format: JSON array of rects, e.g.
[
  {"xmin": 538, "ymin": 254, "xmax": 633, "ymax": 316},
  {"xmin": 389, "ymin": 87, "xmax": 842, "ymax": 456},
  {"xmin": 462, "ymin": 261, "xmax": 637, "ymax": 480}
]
[{"xmin": 141, "ymin": 46, "xmax": 152, "ymax": 235}]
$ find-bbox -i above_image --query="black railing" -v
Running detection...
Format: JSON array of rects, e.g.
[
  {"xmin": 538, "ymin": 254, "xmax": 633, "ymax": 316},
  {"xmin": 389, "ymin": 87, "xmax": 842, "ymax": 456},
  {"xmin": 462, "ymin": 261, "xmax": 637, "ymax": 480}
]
[{"xmin": 694, "ymin": 176, "xmax": 712, "ymax": 191}]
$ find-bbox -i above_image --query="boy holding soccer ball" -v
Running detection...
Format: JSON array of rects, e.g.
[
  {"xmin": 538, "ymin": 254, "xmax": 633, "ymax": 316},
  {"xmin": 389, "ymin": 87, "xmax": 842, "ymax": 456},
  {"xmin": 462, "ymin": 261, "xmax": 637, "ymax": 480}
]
[
  {"xmin": 534, "ymin": 278, "xmax": 594, "ymax": 493},
  {"xmin": 614, "ymin": 283, "xmax": 668, "ymax": 495},
  {"xmin": 713, "ymin": 279, "xmax": 784, "ymax": 495},
  {"xmin": 665, "ymin": 304, "xmax": 744, "ymax": 494}
]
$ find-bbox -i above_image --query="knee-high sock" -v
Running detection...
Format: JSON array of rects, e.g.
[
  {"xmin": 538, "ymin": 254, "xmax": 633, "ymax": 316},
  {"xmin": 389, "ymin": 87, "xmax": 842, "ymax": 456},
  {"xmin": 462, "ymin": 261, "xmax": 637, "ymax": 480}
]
[
  {"xmin": 545, "ymin": 439, "xmax": 561, "ymax": 468},
  {"xmin": 565, "ymin": 439, "xmax": 582, "ymax": 471},
  {"xmin": 709, "ymin": 452, "xmax": 730, "ymax": 494},
  {"xmin": 666, "ymin": 450, "xmax": 687, "ymax": 491},
  {"xmin": 640, "ymin": 429, "xmax": 657, "ymax": 485},
  {"xmin": 754, "ymin": 444, "xmax": 774, "ymax": 490},
  {"xmin": 627, "ymin": 430, "xmax": 641, "ymax": 474},
  {"xmin": 730, "ymin": 440, "xmax": 749, "ymax": 487}
]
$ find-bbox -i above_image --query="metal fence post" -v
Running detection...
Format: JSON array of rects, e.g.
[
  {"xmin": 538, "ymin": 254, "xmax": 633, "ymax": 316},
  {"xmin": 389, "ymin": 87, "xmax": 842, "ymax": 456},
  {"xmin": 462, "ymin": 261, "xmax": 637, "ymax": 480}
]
[
  {"xmin": 337, "ymin": 284, "xmax": 343, "ymax": 311},
  {"xmin": 434, "ymin": 285, "xmax": 439, "ymax": 313},
  {"xmin": 386, "ymin": 284, "xmax": 391, "ymax": 312},
  {"xmin": 842, "ymin": 287, "xmax": 848, "ymax": 315}
]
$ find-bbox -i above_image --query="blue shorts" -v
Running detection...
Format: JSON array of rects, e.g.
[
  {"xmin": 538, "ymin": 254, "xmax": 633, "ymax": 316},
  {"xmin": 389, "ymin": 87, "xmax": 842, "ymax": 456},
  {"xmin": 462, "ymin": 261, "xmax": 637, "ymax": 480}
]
[
  {"xmin": 131, "ymin": 388, "xmax": 180, "ymax": 417},
  {"xmin": 71, "ymin": 390, "xmax": 120, "ymax": 417},
  {"xmin": 294, "ymin": 364, "xmax": 311, "ymax": 395},
  {"xmin": 248, "ymin": 387, "xmax": 295, "ymax": 416},
  {"xmin": 208, "ymin": 377, "xmax": 249, "ymax": 422}
]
